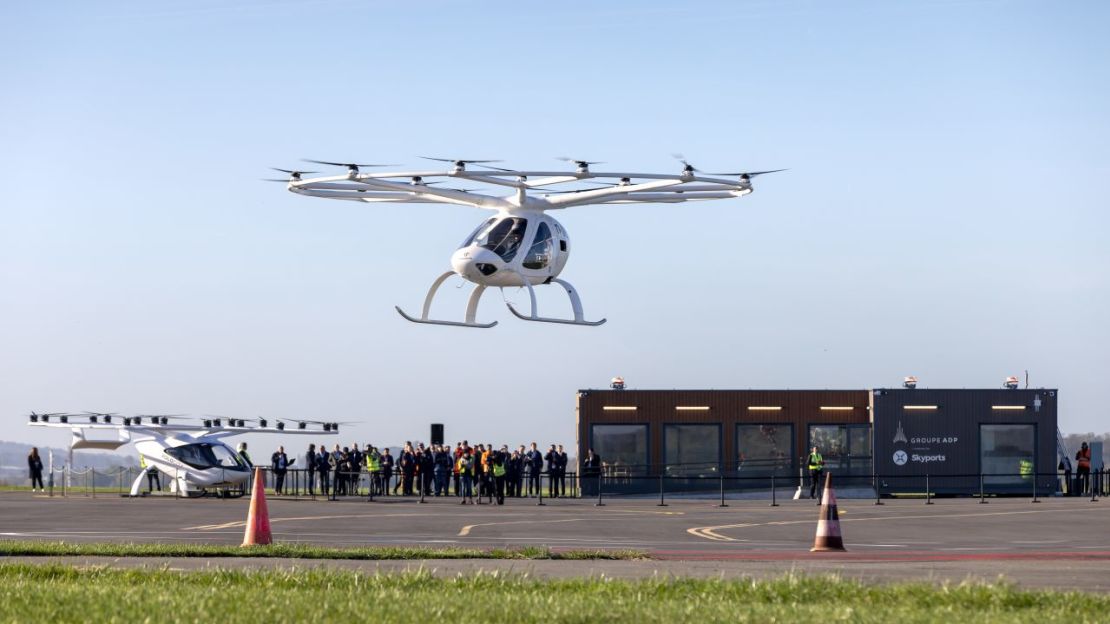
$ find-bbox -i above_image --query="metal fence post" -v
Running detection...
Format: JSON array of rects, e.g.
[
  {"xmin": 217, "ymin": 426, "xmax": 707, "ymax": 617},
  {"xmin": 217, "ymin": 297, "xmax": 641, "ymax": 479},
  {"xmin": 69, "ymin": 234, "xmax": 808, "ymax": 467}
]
[
  {"xmin": 979, "ymin": 472, "xmax": 988, "ymax": 503},
  {"xmin": 874, "ymin": 472, "xmax": 883, "ymax": 505},
  {"xmin": 536, "ymin": 473, "xmax": 545, "ymax": 506},
  {"xmin": 657, "ymin": 473, "xmax": 667, "ymax": 507},
  {"xmin": 718, "ymin": 473, "xmax": 728, "ymax": 508},
  {"xmin": 925, "ymin": 474, "xmax": 932, "ymax": 504},
  {"xmin": 771, "ymin": 474, "xmax": 779, "ymax": 507},
  {"xmin": 1032, "ymin": 470, "xmax": 1040, "ymax": 503},
  {"xmin": 595, "ymin": 473, "xmax": 604, "ymax": 506}
]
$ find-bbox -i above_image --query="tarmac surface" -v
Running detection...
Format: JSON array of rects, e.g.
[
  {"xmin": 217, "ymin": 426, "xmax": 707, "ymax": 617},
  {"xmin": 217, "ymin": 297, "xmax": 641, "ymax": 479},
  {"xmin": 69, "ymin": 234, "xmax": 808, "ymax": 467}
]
[{"xmin": 2, "ymin": 490, "xmax": 1109, "ymax": 590}]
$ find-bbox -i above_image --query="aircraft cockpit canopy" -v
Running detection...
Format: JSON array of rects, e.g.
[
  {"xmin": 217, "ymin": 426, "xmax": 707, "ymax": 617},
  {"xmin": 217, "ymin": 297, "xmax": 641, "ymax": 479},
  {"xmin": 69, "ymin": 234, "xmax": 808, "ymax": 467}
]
[{"xmin": 165, "ymin": 443, "xmax": 247, "ymax": 471}]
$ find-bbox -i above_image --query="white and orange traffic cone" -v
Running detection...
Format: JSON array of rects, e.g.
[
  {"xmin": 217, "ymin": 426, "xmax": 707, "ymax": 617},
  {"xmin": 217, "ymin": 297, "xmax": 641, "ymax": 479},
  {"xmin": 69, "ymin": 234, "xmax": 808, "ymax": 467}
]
[
  {"xmin": 810, "ymin": 472, "xmax": 845, "ymax": 552},
  {"xmin": 241, "ymin": 467, "xmax": 273, "ymax": 547}
]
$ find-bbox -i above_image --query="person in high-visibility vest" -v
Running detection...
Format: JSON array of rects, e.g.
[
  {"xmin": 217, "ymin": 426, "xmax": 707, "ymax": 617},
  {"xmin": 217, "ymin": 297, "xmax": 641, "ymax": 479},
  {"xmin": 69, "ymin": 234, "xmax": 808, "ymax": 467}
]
[
  {"xmin": 807, "ymin": 446, "xmax": 824, "ymax": 500},
  {"xmin": 366, "ymin": 446, "xmax": 382, "ymax": 496},
  {"xmin": 457, "ymin": 450, "xmax": 475, "ymax": 504},
  {"xmin": 140, "ymin": 454, "xmax": 161, "ymax": 493},
  {"xmin": 1076, "ymin": 442, "xmax": 1092, "ymax": 495},
  {"xmin": 1019, "ymin": 458, "xmax": 1034, "ymax": 481}
]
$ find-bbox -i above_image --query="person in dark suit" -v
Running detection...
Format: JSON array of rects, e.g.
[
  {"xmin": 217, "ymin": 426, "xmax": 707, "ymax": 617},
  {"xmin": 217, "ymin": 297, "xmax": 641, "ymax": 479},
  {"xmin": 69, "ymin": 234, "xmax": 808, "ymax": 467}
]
[
  {"xmin": 544, "ymin": 445, "xmax": 558, "ymax": 497},
  {"xmin": 583, "ymin": 448, "xmax": 601, "ymax": 477},
  {"xmin": 419, "ymin": 447, "xmax": 435, "ymax": 496},
  {"xmin": 399, "ymin": 444, "xmax": 416, "ymax": 495},
  {"xmin": 315, "ymin": 445, "xmax": 331, "ymax": 496},
  {"xmin": 270, "ymin": 446, "xmax": 293, "ymax": 495},
  {"xmin": 556, "ymin": 444, "xmax": 569, "ymax": 497},
  {"xmin": 305, "ymin": 444, "xmax": 317, "ymax": 495},
  {"xmin": 526, "ymin": 443, "xmax": 543, "ymax": 496},
  {"xmin": 380, "ymin": 448, "xmax": 394, "ymax": 496}
]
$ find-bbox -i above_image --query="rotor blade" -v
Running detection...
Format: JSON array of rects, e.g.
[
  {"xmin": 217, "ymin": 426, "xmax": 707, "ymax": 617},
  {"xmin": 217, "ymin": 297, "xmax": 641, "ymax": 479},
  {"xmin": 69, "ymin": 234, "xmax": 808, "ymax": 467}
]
[
  {"xmin": 420, "ymin": 157, "xmax": 503, "ymax": 164},
  {"xmin": 556, "ymin": 157, "xmax": 605, "ymax": 165},
  {"xmin": 262, "ymin": 178, "xmax": 294, "ymax": 182},
  {"xmin": 472, "ymin": 163, "xmax": 517, "ymax": 172},
  {"xmin": 671, "ymin": 153, "xmax": 698, "ymax": 171},
  {"xmin": 706, "ymin": 169, "xmax": 788, "ymax": 177},
  {"xmin": 272, "ymin": 168, "xmax": 318, "ymax": 175},
  {"xmin": 303, "ymin": 160, "xmax": 399, "ymax": 168}
]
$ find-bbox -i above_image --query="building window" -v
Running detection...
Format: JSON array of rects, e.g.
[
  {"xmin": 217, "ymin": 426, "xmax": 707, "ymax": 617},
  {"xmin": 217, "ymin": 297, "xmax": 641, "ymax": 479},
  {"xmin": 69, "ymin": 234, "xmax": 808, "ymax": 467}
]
[
  {"xmin": 981, "ymin": 424, "xmax": 1035, "ymax": 486},
  {"xmin": 737, "ymin": 424, "xmax": 793, "ymax": 475},
  {"xmin": 590, "ymin": 424, "xmax": 648, "ymax": 477},
  {"xmin": 808, "ymin": 424, "xmax": 872, "ymax": 476},
  {"xmin": 664, "ymin": 424, "xmax": 720, "ymax": 477}
]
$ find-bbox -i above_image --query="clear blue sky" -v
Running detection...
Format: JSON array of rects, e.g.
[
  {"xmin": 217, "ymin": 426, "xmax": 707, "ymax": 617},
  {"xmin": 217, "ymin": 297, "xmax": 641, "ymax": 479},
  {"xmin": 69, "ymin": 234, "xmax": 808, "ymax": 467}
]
[{"xmin": 3, "ymin": 0, "xmax": 1107, "ymax": 454}]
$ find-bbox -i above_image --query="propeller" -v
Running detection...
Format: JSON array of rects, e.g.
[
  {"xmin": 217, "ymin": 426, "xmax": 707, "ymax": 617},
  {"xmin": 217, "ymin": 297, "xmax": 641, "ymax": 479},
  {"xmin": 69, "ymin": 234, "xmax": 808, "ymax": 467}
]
[
  {"xmin": 267, "ymin": 167, "xmax": 317, "ymax": 182},
  {"xmin": 421, "ymin": 157, "xmax": 503, "ymax": 171},
  {"xmin": 671, "ymin": 153, "xmax": 700, "ymax": 174},
  {"xmin": 557, "ymin": 157, "xmax": 605, "ymax": 171},
  {"xmin": 706, "ymin": 168, "xmax": 788, "ymax": 180},
  {"xmin": 304, "ymin": 160, "xmax": 399, "ymax": 174}
]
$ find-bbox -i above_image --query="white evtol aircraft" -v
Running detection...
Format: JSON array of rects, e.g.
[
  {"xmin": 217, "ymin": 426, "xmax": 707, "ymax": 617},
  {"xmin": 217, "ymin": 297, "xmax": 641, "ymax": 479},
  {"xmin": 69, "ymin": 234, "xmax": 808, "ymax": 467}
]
[
  {"xmin": 27, "ymin": 412, "xmax": 339, "ymax": 497},
  {"xmin": 272, "ymin": 156, "xmax": 782, "ymax": 328}
]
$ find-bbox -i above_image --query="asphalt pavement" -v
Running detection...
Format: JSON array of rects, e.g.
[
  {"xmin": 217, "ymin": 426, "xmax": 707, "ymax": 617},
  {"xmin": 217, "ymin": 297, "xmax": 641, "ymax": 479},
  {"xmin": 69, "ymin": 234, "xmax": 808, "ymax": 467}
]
[{"xmin": 2, "ymin": 491, "xmax": 1108, "ymax": 590}]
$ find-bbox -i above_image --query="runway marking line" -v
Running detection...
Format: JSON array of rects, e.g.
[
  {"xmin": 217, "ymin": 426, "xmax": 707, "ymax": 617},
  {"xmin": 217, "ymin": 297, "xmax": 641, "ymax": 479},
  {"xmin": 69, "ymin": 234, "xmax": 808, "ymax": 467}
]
[
  {"xmin": 686, "ymin": 506, "xmax": 1100, "ymax": 543},
  {"xmin": 458, "ymin": 518, "xmax": 589, "ymax": 537},
  {"xmin": 184, "ymin": 512, "xmax": 431, "ymax": 531}
]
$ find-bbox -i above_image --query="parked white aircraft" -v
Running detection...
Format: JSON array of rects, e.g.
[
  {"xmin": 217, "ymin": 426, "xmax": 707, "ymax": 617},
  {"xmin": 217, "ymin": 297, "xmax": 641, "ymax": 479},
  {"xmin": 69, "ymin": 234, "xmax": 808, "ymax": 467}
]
[{"xmin": 28, "ymin": 412, "xmax": 338, "ymax": 497}]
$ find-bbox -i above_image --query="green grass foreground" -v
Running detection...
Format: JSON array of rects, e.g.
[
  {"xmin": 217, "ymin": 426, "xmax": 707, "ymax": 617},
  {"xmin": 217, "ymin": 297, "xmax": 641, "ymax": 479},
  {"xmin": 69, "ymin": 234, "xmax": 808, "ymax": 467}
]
[
  {"xmin": 0, "ymin": 540, "xmax": 644, "ymax": 561},
  {"xmin": 0, "ymin": 565, "xmax": 1106, "ymax": 623}
]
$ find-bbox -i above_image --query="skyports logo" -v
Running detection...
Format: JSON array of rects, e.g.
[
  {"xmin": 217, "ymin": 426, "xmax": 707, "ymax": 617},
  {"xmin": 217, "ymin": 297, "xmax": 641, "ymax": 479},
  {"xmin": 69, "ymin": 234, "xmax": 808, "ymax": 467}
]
[
  {"xmin": 893, "ymin": 450, "xmax": 946, "ymax": 465},
  {"xmin": 911, "ymin": 453, "xmax": 946, "ymax": 464}
]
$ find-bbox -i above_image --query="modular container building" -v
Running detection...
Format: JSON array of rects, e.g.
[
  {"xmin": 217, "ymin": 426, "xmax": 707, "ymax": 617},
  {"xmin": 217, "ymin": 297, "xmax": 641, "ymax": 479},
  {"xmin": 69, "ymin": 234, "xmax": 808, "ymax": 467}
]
[
  {"xmin": 871, "ymin": 387, "xmax": 1058, "ymax": 495},
  {"xmin": 576, "ymin": 386, "xmax": 1060, "ymax": 496},
  {"xmin": 575, "ymin": 389, "xmax": 871, "ymax": 494}
]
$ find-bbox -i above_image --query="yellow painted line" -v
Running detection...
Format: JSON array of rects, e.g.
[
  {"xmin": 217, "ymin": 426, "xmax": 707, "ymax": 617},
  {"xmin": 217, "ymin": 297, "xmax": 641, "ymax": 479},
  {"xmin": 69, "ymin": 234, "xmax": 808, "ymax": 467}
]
[{"xmin": 686, "ymin": 507, "xmax": 1100, "ymax": 543}]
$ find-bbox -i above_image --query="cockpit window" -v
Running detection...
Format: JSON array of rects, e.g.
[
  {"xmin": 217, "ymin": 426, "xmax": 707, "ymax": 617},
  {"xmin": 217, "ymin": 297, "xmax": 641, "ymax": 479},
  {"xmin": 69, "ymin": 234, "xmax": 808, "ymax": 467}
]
[
  {"xmin": 460, "ymin": 218, "xmax": 496, "ymax": 248},
  {"xmin": 476, "ymin": 217, "xmax": 528, "ymax": 262},
  {"xmin": 166, "ymin": 443, "xmax": 246, "ymax": 470},
  {"xmin": 523, "ymin": 222, "xmax": 553, "ymax": 270}
]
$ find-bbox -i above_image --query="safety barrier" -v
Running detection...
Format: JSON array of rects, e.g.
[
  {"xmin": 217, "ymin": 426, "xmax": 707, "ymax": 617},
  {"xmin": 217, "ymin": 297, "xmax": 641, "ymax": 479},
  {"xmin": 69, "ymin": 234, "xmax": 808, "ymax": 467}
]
[{"xmin": 26, "ymin": 466, "xmax": 1109, "ymax": 502}]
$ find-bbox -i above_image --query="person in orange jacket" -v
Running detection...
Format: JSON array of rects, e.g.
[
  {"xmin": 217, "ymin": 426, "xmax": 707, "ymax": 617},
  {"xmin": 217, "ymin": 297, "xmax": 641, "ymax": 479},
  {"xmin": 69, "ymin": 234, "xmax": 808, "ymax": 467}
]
[{"xmin": 1076, "ymin": 441, "xmax": 1092, "ymax": 495}]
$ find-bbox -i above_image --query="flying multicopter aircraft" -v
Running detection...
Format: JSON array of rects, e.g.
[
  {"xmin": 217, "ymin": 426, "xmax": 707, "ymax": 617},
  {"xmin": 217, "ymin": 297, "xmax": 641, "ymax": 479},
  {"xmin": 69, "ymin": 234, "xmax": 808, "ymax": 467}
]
[
  {"xmin": 272, "ymin": 156, "xmax": 782, "ymax": 328},
  {"xmin": 27, "ymin": 412, "xmax": 340, "ymax": 497}
]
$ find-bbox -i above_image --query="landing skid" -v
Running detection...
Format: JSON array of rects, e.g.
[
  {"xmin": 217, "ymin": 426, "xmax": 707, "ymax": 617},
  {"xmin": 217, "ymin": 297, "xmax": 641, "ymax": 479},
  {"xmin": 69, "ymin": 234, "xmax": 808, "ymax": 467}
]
[
  {"xmin": 395, "ymin": 271, "xmax": 499, "ymax": 328},
  {"xmin": 397, "ymin": 271, "xmax": 605, "ymax": 328},
  {"xmin": 504, "ymin": 276, "xmax": 606, "ymax": 327}
]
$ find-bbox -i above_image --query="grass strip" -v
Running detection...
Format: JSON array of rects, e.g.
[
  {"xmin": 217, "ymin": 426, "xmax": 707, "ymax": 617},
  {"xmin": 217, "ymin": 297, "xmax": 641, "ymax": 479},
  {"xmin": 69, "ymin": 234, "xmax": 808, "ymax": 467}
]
[
  {"xmin": 0, "ymin": 564, "xmax": 1106, "ymax": 623},
  {"xmin": 0, "ymin": 540, "xmax": 646, "ymax": 561}
]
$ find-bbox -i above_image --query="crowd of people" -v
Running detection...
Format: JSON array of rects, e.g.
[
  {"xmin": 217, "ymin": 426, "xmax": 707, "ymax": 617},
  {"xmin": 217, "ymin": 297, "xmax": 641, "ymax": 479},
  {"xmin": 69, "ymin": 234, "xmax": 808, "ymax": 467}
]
[{"xmin": 246, "ymin": 440, "xmax": 586, "ymax": 504}]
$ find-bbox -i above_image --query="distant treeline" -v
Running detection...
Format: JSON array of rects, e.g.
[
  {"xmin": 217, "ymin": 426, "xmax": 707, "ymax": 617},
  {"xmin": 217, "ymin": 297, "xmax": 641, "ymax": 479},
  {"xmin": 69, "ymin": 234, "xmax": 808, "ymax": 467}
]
[{"xmin": 1061, "ymin": 433, "xmax": 1110, "ymax": 466}]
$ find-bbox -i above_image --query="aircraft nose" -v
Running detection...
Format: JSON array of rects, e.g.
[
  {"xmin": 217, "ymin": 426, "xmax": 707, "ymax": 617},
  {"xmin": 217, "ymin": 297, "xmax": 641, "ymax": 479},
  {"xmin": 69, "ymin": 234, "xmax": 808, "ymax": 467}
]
[{"xmin": 452, "ymin": 246, "xmax": 501, "ymax": 280}]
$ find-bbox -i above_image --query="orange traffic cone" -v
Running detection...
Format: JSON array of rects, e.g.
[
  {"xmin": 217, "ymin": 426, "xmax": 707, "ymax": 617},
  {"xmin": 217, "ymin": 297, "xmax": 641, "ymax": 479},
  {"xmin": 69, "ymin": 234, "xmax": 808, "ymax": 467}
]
[
  {"xmin": 810, "ymin": 472, "xmax": 845, "ymax": 552},
  {"xmin": 241, "ymin": 467, "xmax": 272, "ymax": 547}
]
